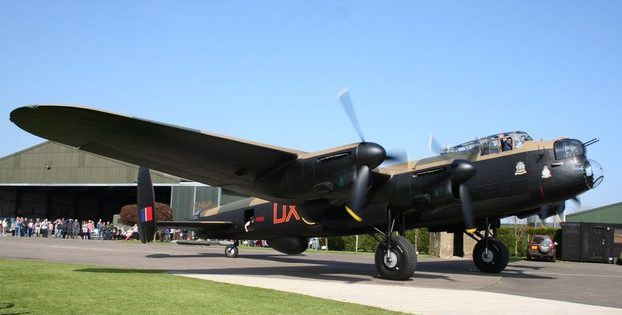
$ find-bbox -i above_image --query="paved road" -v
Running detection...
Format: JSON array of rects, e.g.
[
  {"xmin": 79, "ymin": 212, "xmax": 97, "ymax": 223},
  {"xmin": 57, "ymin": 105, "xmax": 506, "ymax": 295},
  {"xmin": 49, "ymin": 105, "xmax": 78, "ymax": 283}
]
[{"xmin": 2, "ymin": 237, "xmax": 621, "ymax": 314}]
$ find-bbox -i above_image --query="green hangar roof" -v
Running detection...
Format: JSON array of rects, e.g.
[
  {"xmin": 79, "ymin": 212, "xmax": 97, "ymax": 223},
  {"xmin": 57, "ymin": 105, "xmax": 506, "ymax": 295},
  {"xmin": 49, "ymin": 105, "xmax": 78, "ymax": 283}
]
[
  {"xmin": 0, "ymin": 141, "xmax": 183, "ymax": 185},
  {"xmin": 566, "ymin": 202, "xmax": 622, "ymax": 224}
]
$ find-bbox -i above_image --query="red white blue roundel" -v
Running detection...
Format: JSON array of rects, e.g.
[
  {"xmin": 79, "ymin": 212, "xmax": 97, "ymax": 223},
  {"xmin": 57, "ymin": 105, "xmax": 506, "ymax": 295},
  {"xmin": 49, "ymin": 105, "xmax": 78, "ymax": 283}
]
[{"xmin": 140, "ymin": 206, "xmax": 153, "ymax": 222}]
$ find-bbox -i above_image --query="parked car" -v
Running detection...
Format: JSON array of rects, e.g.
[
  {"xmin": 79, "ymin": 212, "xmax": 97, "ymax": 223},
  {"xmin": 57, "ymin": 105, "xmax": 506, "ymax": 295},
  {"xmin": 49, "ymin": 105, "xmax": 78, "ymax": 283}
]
[{"xmin": 526, "ymin": 234, "xmax": 556, "ymax": 261}]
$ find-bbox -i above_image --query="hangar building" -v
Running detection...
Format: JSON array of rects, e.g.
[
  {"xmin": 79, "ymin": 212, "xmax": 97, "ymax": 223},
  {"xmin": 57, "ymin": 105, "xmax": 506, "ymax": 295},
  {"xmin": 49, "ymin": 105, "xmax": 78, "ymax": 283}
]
[
  {"xmin": 0, "ymin": 141, "xmax": 244, "ymax": 221},
  {"xmin": 566, "ymin": 202, "xmax": 622, "ymax": 224}
]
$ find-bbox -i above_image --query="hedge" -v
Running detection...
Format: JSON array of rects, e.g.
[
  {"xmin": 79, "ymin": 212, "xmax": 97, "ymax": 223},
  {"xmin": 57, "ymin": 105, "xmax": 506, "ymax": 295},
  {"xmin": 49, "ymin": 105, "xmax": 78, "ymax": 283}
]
[
  {"xmin": 323, "ymin": 226, "xmax": 559, "ymax": 257},
  {"xmin": 326, "ymin": 228, "xmax": 430, "ymax": 254}
]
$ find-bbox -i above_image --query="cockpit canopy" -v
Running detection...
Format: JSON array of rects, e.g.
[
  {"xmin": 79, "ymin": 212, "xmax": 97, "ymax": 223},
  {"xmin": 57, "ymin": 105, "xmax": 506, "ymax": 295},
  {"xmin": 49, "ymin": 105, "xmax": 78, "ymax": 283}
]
[{"xmin": 442, "ymin": 131, "xmax": 533, "ymax": 156}]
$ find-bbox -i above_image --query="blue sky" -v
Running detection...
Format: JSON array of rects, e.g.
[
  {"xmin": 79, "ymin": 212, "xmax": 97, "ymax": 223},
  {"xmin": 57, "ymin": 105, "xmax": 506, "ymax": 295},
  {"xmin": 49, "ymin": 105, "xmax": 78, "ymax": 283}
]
[{"xmin": 1, "ymin": 1, "xmax": 621, "ymax": 212}]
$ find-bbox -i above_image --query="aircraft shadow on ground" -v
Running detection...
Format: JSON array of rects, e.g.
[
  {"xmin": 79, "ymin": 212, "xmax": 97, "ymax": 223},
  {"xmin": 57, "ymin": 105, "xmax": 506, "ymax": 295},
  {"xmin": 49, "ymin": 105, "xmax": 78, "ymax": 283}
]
[
  {"xmin": 142, "ymin": 251, "xmax": 553, "ymax": 282},
  {"xmin": 0, "ymin": 302, "xmax": 31, "ymax": 315}
]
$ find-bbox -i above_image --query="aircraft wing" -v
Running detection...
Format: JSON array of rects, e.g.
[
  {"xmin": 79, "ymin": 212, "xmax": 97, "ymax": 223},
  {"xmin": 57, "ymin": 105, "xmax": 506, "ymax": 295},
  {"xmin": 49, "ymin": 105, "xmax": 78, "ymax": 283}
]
[
  {"xmin": 10, "ymin": 105, "xmax": 304, "ymax": 199},
  {"xmin": 156, "ymin": 220, "xmax": 232, "ymax": 231}
]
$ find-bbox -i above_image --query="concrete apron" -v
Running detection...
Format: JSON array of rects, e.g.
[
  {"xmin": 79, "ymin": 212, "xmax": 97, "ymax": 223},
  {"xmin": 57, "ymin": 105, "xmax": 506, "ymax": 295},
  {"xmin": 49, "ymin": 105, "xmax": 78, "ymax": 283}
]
[{"xmin": 175, "ymin": 273, "xmax": 622, "ymax": 315}]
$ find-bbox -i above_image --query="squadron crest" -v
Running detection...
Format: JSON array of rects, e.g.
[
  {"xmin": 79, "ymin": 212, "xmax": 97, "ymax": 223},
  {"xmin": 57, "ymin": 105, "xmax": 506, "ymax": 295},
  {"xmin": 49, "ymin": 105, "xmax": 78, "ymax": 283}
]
[{"xmin": 515, "ymin": 161, "xmax": 527, "ymax": 176}]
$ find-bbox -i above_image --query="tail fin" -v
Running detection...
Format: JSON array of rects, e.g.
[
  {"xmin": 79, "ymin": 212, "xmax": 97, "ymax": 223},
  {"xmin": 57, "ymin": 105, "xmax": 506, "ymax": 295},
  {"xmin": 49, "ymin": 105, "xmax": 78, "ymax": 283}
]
[{"xmin": 137, "ymin": 166, "xmax": 156, "ymax": 243}]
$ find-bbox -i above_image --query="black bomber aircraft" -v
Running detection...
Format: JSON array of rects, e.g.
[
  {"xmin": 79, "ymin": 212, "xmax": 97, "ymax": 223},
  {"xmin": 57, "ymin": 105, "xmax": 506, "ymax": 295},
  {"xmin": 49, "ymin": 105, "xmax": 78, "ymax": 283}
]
[{"xmin": 10, "ymin": 91, "xmax": 603, "ymax": 280}]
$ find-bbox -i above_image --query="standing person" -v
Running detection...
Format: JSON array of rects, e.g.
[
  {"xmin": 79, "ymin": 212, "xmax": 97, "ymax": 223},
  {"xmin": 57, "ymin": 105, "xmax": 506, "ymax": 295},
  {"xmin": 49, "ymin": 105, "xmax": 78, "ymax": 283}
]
[
  {"xmin": 81, "ymin": 221, "xmax": 88, "ymax": 239},
  {"xmin": 96, "ymin": 219, "xmax": 103, "ymax": 240},
  {"xmin": 72, "ymin": 219, "xmax": 79, "ymax": 239},
  {"xmin": 54, "ymin": 219, "xmax": 62, "ymax": 238},
  {"xmin": 40, "ymin": 219, "xmax": 48, "ymax": 238},
  {"xmin": 8, "ymin": 218, "xmax": 14, "ymax": 237},
  {"xmin": 34, "ymin": 219, "xmax": 41, "ymax": 237},
  {"xmin": 63, "ymin": 219, "xmax": 70, "ymax": 238},
  {"xmin": 27, "ymin": 219, "xmax": 34, "ymax": 237},
  {"xmin": 101, "ymin": 221, "xmax": 107, "ymax": 240},
  {"xmin": 105, "ymin": 222, "xmax": 112, "ymax": 240},
  {"xmin": 0, "ymin": 218, "xmax": 6, "ymax": 236},
  {"xmin": 14, "ymin": 217, "xmax": 21, "ymax": 237},
  {"xmin": 87, "ymin": 220, "xmax": 94, "ymax": 240}
]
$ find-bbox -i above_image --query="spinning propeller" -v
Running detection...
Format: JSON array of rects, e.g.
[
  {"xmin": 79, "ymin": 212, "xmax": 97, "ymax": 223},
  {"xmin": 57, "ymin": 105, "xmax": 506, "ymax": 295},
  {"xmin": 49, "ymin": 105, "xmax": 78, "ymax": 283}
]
[
  {"xmin": 429, "ymin": 134, "xmax": 480, "ymax": 232},
  {"xmin": 338, "ymin": 89, "xmax": 391, "ymax": 222},
  {"xmin": 337, "ymin": 89, "xmax": 477, "ymax": 230},
  {"xmin": 539, "ymin": 197, "xmax": 580, "ymax": 220}
]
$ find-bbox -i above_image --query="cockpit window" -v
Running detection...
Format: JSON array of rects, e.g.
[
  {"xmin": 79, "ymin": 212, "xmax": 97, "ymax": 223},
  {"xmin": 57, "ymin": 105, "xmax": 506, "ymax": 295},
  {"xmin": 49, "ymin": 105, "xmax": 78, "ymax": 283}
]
[
  {"xmin": 443, "ymin": 131, "xmax": 533, "ymax": 157},
  {"xmin": 554, "ymin": 139, "xmax": 584, "ymax": 160}
]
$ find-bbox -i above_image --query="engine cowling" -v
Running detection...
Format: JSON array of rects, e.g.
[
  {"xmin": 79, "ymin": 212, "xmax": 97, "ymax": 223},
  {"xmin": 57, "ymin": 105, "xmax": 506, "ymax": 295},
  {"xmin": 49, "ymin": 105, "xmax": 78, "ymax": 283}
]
[
  {"xmin": 267, "ymin": 236, "xmax": 308, "ymax": 255},
  {"xmin": 278, "ymin": 147, "xmax": 358, "ymax": 201}
]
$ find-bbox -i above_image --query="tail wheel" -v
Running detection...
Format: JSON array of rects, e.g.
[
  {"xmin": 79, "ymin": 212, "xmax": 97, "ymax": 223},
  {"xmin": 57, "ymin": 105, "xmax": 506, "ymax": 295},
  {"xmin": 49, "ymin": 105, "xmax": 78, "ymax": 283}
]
[
  {"xmin": 374, "ymin": 235, "xmax": 417, "ymax": 280},
  {"xmin": 473, "ymin": 238, "xmax": 509, "ymax": 273},
  {"xmin": 225, "ymin": 245, "xmax": 239, "ymax": 258}
]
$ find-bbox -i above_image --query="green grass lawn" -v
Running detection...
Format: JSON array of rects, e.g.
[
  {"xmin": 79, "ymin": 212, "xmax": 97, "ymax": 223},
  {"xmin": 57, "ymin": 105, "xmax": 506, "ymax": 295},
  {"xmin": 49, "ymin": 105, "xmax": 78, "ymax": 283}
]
[{"xmin": 0, "ymin": 258, "xmax": 405, "ymax": 315}]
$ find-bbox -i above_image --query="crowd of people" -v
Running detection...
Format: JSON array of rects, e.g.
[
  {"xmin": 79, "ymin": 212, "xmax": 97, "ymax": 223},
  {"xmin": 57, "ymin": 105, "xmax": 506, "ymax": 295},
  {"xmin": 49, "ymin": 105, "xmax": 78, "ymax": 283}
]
[
  {"xmin": 0, "ymin": 217, "xmax": 195, "ymax": 242},
  {"xmin": 0, "ymin": 217, "xmax": 139, "ymax": 240}
]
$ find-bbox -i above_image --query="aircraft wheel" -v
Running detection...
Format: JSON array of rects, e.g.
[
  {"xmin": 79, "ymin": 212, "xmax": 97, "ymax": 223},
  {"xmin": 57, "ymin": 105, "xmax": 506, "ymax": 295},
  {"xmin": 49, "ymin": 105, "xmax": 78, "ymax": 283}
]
[
  {"xmin": 374, "ymin": 235, "xmax": 417, "ymax": 280},
  {"xmin": 473, "ymin": 238, "xmax": 508, "ymax": 273},
  {"xmin": 225, "ymin": 245, "xmax": 239, "ymax": 258}
]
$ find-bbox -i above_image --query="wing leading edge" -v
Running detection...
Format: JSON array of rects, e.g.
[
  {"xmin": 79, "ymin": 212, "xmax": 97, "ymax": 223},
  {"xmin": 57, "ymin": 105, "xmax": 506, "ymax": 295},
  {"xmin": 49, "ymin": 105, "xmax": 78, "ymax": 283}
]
[{"xmin": 10, "ymin": 105, "xmax": 304, "ymax": 199}]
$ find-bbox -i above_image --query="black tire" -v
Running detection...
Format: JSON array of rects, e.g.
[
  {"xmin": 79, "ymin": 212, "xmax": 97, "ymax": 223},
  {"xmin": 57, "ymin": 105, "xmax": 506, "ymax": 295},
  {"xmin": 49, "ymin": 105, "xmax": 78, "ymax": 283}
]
[
  {"xmin": 225, "ymin": 245, "xmax": 239, "ymax": 258},
  {"xmin": 374, "ymin": 235, "xmax": 417, "ymax": 280},
  {"xmin": 473, "ymin": 238, "xmax": 509, "ymax": 273}
]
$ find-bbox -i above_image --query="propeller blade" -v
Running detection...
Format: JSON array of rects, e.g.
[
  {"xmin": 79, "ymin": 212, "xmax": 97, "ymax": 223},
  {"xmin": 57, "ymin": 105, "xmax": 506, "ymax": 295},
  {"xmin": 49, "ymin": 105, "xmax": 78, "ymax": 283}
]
[
  {"xmin": 429, "ymin": 134, "xmax": 444, "ymax": 155},
  {"xmin": 337, "ymin": 88, "xmax": 365, "ymax": 142},
  {"xmin": 346, "ymin": 165, "xmax": 370, "ymax": 222},
  {"xmin": 385, "ymin": 149, "xmax": 408, "ymax": 164},
  {"xmin": 465, "ymin": 141, "xmax": 481, "ymax": 161},
  {"xmin": 539, "ymin": 204, "xmax": 550, "ymax": 220},
  {"xmin": 458, "ymin": 184, "xmax": 476, "ymax": 232},
  {"xmin": 571, "ymin": 196, "xmax": 581, "ymax": 207},
  {"xmin": 558, "ymin": 200, "xmax": 566, "ymax": 214}
]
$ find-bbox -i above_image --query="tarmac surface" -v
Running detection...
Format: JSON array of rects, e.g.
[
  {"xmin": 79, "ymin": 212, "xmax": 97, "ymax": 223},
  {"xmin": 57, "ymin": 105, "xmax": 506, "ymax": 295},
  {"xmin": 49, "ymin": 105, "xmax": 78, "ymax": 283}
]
[{"xmin": 2, "ymin": 237, "xmax": 622, "ymax": 314}]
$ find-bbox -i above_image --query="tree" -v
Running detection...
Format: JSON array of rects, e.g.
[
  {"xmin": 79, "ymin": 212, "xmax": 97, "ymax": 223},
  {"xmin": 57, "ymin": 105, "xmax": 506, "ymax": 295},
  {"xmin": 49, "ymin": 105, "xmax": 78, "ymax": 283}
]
[
  {"xmin": 119, "ymin": 203, "xmax": 173, "ymax": 226},
  {"xmin": 510, "ymin": 216, "xmax": 529, "ymax": 257}
]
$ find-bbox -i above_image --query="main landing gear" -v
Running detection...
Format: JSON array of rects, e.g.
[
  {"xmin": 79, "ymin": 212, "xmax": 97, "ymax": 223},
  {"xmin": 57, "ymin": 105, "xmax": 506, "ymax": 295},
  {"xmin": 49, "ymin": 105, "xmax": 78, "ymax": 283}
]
[
  {"xmin": 467, "ymin": 220, "xmax": 509, "ymax": 273},
  {"xmin": 225, "ymin": 240, "xmax": 239, "ymax": 258},
  {"xmin": 373, "ymin": 209, "xmax": 417, "ymax": 280}
]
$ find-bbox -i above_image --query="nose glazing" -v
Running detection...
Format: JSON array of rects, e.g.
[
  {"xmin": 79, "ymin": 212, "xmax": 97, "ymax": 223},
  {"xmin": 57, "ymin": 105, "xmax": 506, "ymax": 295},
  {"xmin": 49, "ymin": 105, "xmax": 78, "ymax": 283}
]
[{"xmin": 584, "ymin": 159, "xmax": 604, "ymax": 189}]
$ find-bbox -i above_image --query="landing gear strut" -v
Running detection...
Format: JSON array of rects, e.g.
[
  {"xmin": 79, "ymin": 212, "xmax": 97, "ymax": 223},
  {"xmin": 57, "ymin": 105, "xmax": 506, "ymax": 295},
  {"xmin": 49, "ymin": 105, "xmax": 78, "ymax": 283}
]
[
  {"xmin": 373, "ymin": 209, "xmax": 417, "ymax": 280},
  {"xmin": 225, "ymin": 240, "xmax": 239, "ymax": 258},
  {"xmin": 467, "ymin": 219, "xmax": 508, "ymax": 273}
]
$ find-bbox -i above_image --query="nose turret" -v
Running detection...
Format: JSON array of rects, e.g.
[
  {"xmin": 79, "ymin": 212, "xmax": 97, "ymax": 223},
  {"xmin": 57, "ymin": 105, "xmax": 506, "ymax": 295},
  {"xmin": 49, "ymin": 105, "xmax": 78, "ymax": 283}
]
[{"xmin": 584, "ymin": 159, "xmax": 604, "ymax": 189}]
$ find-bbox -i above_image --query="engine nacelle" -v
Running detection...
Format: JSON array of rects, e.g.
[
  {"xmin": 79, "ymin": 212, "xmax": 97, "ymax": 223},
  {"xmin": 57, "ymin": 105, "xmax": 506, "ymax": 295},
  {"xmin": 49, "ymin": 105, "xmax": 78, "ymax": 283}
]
[
  {"xmin": 411, "ymin": 179, "xmax": 458, "ymax": 210},
  {"xmin": 278, "ymin": 148, "xmax": 358, "ymax": 201},
  {"xmin": 267, "ymin": 236, "xmax": 308, "ymax": 255},
  {"xmin": 274, "ymin": 142, "xmax": 388, "ymax": 203}
]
